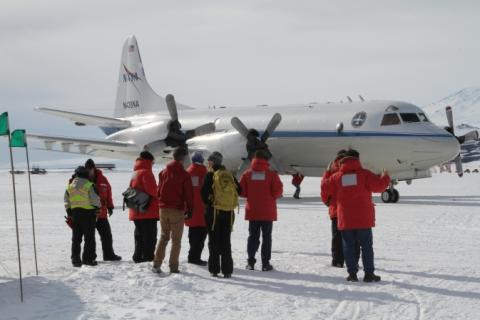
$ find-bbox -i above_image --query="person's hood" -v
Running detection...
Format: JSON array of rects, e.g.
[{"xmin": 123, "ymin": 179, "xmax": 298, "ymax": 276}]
[
  {"xmin": 340, "ymin": 157, "xmax": 362, "ymax": 172},
  {"xmin": 251, "ymin": 158, "xmax": 270, "ymax": 171},
  {"xmin": 166, "ymin": 160, "xmax": 185, "ymax": 173},
  {"xmin": 134, "ymin": 158, "xmax": 153, "ymax": 171},
  {"xmin": 94, "ymin": 168, "xmax": 104, "ymax": 180}
]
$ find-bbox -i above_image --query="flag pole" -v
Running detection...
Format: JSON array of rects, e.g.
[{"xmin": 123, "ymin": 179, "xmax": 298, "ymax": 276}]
[
  {"xmin": 25, "ymin": 143, "xmax": 39, "ymax": 276},
  {"xmin": 7, "ymin": 132, "xmax": 24, "ymax": 302}
]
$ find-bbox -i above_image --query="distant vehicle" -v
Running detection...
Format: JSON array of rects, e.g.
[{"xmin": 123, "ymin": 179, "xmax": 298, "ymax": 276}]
[
  {"xmin": 9, "ymin": 170, "xmax": 25, "ymax": 175},
  {"xmin": 95, "ymin": 163, "xmax": 116, "ymax": 170},
  {"xmin": 30, "ymin": 166, "xmax": 47, "ymax": 174}
]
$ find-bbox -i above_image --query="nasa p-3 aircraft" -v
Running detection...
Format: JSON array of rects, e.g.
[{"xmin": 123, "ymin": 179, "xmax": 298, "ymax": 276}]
[{"xmin": 29, "ymin": 35, "xmax": 477, "ymax": 203}]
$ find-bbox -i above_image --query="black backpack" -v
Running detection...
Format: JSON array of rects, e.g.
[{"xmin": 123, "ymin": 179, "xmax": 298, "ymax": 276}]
[{"xmin": 122, "ymin": 187, "xmax": 151, "ymax": 213}]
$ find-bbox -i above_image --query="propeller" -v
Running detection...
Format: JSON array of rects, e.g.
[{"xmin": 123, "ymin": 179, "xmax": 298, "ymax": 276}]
[
  {"xmin": 445, "ymin": 106, "xmax": 479, "ymax": 177},
  {"xmin": 231, "ymin": 113, "xmax": 282, "ymax": 177},
  {"xmin": 164, "ymin": 94, "xmax": 216, "ymax": 148}
]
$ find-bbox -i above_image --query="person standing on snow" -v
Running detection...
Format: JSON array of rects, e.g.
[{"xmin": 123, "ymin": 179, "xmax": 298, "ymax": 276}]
[
  {"xmin": 85, "ymin": 159, "xmax": 121, "ymax": 262},
  {"xmin": 321, "ymin": 150, "xmax": 349, "ymax": 268},
  {"xmin": 201, "ymin": 151, "xmax": 240, "ymax": 278},
  {"xmin": 291, "ymin": 173, "xmax": 304, "ymax": 199},
  {"xmin": 65, "ymin": 166, "xmax": 101, "ymax": 267},
  {"xmin": 185, "ymin": 152, "xmax": 209, "ymax": 266},
  {"xmin": 153, "ymin": 147, "xmax": 194, "ymax": 274},
  {"xmin": 322, "ymin": 149, "xmax": 390, "ymax": 282},
  {"xmin": 129, "ymin": 151, "xmax": 159, "ymax": 263},
  {"xmin": 240, "ymin": 150, "xmax": 283, "ymax": 272}
]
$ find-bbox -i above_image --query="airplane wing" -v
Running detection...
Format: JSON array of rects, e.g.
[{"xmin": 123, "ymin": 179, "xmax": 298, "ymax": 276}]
[
  {"xmin": 35, "ymin": 107, "xmax": 131, "ymax": 128},
  {"xmin": 27, "ymin": 133, "xmax": 140, "ymax": 155}
]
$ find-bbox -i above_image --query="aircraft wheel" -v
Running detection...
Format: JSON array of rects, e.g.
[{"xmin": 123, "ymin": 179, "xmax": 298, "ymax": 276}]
[
  {"xmin": 391, "ymin": 189, "xmax": 400, "ymax": 203},
  {"xmin": 381, "ymin": 190, "xmax": 392, "ymax": 203}
]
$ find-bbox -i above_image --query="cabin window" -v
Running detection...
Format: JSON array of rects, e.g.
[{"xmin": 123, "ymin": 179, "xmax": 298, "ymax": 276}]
[
  {"xmin": 418, "ymin": 113, "xmax": 429, "ymax": 122},
  {"xmin": 400, "ymin": 113, "xmax": 420, "ymax": 123},
  {"xmin": 381, "ymin": 113, "xmax": 401, "ymax": 126}
]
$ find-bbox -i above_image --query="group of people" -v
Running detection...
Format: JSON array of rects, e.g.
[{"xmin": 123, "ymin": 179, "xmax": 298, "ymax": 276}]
[{"xmin": 64, "ymin": 146, "xmax": 389, "ymax": 282}]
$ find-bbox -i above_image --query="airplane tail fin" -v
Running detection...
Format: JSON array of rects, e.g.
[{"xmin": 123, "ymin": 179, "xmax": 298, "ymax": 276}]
[{"xmin": 114, "ymin": 35, "xmax": 192, "ymax": 117}]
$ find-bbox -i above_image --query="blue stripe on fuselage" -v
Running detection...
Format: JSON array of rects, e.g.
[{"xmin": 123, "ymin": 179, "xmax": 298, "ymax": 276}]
[{"xmin": 267, "ymin": 131, "xmax": 453, "ymax": 138}]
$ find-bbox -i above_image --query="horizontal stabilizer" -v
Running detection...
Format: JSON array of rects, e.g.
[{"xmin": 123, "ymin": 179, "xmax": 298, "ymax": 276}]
[
  {"xmin": 35, "ymin": 107, "xmax": 131, "ymax": 128},
  {"xmin": 27, "ymin": 133, "xmax": 139, "ymax": 155}
]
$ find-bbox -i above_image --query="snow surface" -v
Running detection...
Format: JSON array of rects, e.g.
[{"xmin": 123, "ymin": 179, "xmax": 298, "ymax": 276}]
[{"xmin": 1, "ymin": 172, "xmax": 480, "ymax": 319}]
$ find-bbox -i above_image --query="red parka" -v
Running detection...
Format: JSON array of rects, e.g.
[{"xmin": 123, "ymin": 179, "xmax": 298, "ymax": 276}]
[
  {"xmin": 158, "ymin": 160, "xmax": 194, "ymax": 212},
  {"xmin": 240, "ymin": 158, "xmax": 283, "ymax": 221},
  {"xmin": 185, "ymin": 163, "xmax": 207, "ymax": 227},
  {"xmin": 322, "ymin": 157, "xmax": 390, "ymax": 230},
  {"xmin": 94, "ymin": 169, "xmax": 114, "ymax": 219},
  {"xmin": 291, "ymin": 173, "xmax": 304, "ymax": 186},
  {"xmin": 129, "ymin": 159, "xmax": 159, "ymax": 221},
  {"xmin": 320, "ymin": 158, "xmax": 342, "ymax": 219}
]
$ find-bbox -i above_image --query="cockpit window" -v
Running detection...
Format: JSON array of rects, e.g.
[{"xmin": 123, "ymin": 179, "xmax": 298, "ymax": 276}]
[
  {"xmin": 400, "ymin": 113, "xmax": 420, "ymax": 123},
  {"xmin": 418, "ymin": 113, "xmax": 429, "ymax": 122},
  {"xmin": 381, "ymin": 113, "xmax": 401, "ymax": 126}
]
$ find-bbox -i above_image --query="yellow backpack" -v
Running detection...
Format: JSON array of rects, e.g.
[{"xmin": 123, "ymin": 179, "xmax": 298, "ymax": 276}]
[{"xmin": 212, "ymin": 169, "xmax": 239, "ymax": 211}]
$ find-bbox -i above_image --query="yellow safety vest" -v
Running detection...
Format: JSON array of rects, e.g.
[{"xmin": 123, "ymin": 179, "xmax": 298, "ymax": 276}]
[{"xmin": 67, "ymin": 181, "xmax": 95, "ymax": 210}]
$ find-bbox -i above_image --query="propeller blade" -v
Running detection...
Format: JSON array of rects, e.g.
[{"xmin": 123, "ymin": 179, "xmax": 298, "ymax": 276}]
[
  {"xmin": 165, "ymin": 94, "xmax": 179, "ymax": 122},
  {"xmin": 458, "ymin": 130, "xmax": 479, "ymax": 144},
  {"xmin": 445, "ymin": 106, "xmax": 454, "ymax": 134},
  {"xmin": 231, "ymin": 117, "xmax": 250, "ymax": 138},
  {"xmin": 454, "ymin": 154, "xmax": 463, "ymax": 177},
  {"xmin": 261, "ymin": 113, "xmax": 282, "ymax": 142},
  {"xmin": 236, "ymin": 158, "xmax": 251, "ymax": 179},
  {"xmin": 185, "ymin": 122, "xmax": 216, "ymax": 140}
]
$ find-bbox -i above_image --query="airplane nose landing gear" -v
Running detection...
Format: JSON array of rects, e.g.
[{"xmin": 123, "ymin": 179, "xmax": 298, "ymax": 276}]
[{"xmin": 381, "ymin": 186, "xmax": 399, "ymax": 203}]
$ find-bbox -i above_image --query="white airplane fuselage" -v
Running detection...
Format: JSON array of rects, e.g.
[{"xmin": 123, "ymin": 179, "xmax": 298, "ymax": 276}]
[{"xmin": 106, "ymin": 99, "xmax": 459, "ymax": 179}]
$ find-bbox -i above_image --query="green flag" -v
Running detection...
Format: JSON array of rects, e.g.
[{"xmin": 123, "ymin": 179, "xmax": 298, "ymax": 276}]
[
  {"xmin": 11, "ymin": 129, "xmax": 27, "ymax": 148},
  {"xmin": 0, "ymin": 112, "xmax": 9, "ymax": 136}
]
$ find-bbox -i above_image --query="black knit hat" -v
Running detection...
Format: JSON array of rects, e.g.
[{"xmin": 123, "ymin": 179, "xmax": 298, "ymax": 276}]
[
  {"xmin": 85, "ymin": 158, "xmax": 95, "ymax": 169},
  {"xmin": 207, "ymin": 151, "xmax": 223, "ymax": 166},
  {"xmin": 140, "ymin": 150, "xmax": 154, "ymax": 161},
  {"xmin": 75, "ymin": 166, "xmax": 89, "ymax": 179}
]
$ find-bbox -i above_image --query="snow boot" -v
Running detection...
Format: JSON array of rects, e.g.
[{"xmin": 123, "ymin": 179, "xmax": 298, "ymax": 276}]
[
  {"xmin": 262, "ymin": 264, "xmax": 274, "ymax": 272},
  {"xmin": 188, "ymin": 259, "xmax": 207, "ymax": 266},
  {"xmin": 72, "ymin": 260, "xmax": 82, "ymax": 268},
  {"xmin": 331, "ymin": 261, "xmax": 344, "ymax": 268},
  {"xmin": 211, "ymin": 273, "xmax": 218, "ymax": 277},
  {"xmin": 104, "ymin": 254, "xmax": 122, "ymax": 261},
  {"xmin": 152, "ymin": 265, "xmax": 162, "ymax": 274},
  {"xmin": 246, "ymin": 258, "xmax": 255, "ymax": 270},
  {"xmin": 83, "ymin": 260, "xmax": 98, "ymax": 266},
  {"xmin": 363, "ymin": 273, "xmax": 381, "ymax": 283},
  {"xmin": 346, "ymin": 273, "xmax": 358, "ymax": 282},
  {"xmin": 224, "ymin": 274, "xmax": 232, "ymax": 279}
]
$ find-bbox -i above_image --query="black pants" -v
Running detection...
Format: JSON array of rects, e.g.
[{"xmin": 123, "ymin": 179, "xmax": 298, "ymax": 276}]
[
  {"xmin": 206, "ymin": 208, "xmax": 234, "ymax": 275},
  {"xmin": 247, "ymin": 221, "xmax": 273, "ymax": 266},
  {"xmin": 71, "ymin": 209, "xmax": 97, "ymax": 263},
  {"xmin": 188, "ymin": 227, "xmax": 208, "ymax": 262},
  {"xmin": 133, "ymin": 219, "xmax": 158, "ymax": 263},
  {"xmin": 293, "ymin": 185, "xmax": 301, "ymax": 198},
  {"xmin": 96, "ymin": 218, "xmax": 116, "ymax": 259},
  {"xmin": 331, "ymin": 218, "xmax": 344, "ymax": 265}
]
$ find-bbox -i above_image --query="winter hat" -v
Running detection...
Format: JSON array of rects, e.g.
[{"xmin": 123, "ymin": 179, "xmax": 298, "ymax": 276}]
[
  {"xmin": 191, "ymin": 151, "xmax": 204, "ymax": 164},
  {"xmin": 85, "ymin": 158, "xmax": 96, "ymax": 169},
  {"xmin": 140, "ymin": 150, "xmax": 154, "ymax": 161},
  {"xmin": 74, "ymin": 166, "xmax": 89, "ymax": 179},
  {"xmin": 207, "ymin": 151, "xmax": 223, "ymax": 166}
]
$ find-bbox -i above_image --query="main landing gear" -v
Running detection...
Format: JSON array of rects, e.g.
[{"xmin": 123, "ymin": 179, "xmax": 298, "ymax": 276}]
[{"xmin": 381, "ymin": 185, "xmax": 399, "ymax": 203}]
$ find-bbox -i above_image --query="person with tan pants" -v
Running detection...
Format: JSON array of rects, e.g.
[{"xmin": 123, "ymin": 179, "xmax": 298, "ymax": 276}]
[{"xmin": 153, "ymin": 147, "xmax": 194, "ymax": 274}]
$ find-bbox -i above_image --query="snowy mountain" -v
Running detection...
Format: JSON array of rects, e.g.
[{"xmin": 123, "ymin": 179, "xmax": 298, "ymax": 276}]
[{"xmin": 423, "ymin": 87, "xmax": 480, "ymax": 163}]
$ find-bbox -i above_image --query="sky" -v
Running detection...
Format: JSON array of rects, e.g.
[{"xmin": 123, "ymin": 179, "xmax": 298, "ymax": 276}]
[{"xmin": 1, "ymin": 0, "xmax": 479, "ymax": 165}]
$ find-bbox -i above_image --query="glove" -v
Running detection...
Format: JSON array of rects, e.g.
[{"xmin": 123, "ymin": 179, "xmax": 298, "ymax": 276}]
[
  {"xmin": 184, "ymin": 210, "xmax": 192, "ymax": 220},
  {"xmin": 65, "ymin": 216, "xmax": 73, "ymax": 229},
  {"xmin": 108, "ymin": 208, "xmax": 114, "ymax": 216},
  {"xmin": 66, "ymin": 208, "xmax": 72, "ymax": 217}
]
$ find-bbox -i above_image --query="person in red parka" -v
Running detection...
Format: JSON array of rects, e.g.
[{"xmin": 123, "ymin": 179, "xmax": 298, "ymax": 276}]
[
  {"xmin": 153, "ymin": 147, "xmax": 193, "ymax": 274},
  {"xmin": 240, "ymin": 150, "xmax": 283, "ymax": 271},
  {"xmin": 291, "ymin": 173, "xmax": 304, "ymax": 199},
  {"xmin": 185, "ymin": 151, "xmax": 208, "ymax": 266},
  {"xmin": 322, "ymin": 149, "xmax": 390, "ymax": 283},
  {"xmin": 85, "ymin": 159, "xmax": 121, "ymax": 261},
  {"xmin": 129, "ymin": 151, "xmax": 159, "ymax": 263}
]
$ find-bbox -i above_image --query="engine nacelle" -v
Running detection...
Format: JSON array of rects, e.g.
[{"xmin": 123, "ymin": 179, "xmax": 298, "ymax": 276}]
[{"xmin": 106, "ymin": 120, "xmax": 168, "ymax": 147}]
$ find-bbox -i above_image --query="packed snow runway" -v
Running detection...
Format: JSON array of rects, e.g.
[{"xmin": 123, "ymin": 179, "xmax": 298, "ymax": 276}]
[{"xmin": 1, "ymin": 171, "xmax": 479, "ymax": 319}]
